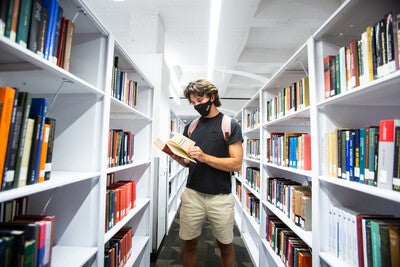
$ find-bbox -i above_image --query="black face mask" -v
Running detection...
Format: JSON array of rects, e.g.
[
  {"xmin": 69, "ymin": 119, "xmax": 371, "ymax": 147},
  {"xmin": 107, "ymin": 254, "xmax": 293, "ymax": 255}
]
[{"xmin": 194, "ymin": 99, "xmax": 212, "ymax": 117}]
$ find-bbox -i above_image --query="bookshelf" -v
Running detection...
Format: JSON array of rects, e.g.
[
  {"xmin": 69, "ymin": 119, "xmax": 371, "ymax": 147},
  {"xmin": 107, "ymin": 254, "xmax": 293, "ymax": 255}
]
[
  {"xmin": 167, "ymin": 111, "xmax": 188, "ymax": 233},
  {"xmin": 235, "ymin": 0, "xmax": 400, "ymax": 266},
  {"xmin": 0, "ymin": 0, "xmax": 154, "ymax": 266}
]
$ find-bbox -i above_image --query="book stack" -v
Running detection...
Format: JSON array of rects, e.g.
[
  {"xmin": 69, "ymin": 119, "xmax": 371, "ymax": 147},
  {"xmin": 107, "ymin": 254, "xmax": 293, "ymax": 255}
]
[
  {"xmin": 266, "ymin": 214, "xmax": 312, "ymax": 267},
  {"xmin": 323, "ymin": 11, "xmax": 400, "ymax": 99},
  {"xmin": 266, "ymin": 178, "xmax": 312, "ymax": 231},
  {"xmin": 105, "ymin": 173, "xmax": 137, "ymax": 232},
  {"xmin": 111, "ymin": 56, "xmax": 140, "ymax": 109},
  {"xmin": 246, "ymin": 107, "xmax": 260, "ymax": 130},
  {"xmin": 0, "ymin": 0, "xmax": 75, "ymax": 70},
  {"xmin": 246, "ymin": 138, "xmax": 260, "ymax": 160},
  {"xmin": 266, "ymin": 132, "xmax": 311, "ymax": 170},
  {"xmin": 266, "ymin": 76, "xmax": 310, "ymax": 122},
  {"xmin": 0, "ymin": 87, "xmax": 56, "ymax": 191},
  {"xmin": 104, "ymin": 226, "xmax": 133, "ymax": 267},
  {"xmin": 322, "ymin": 119, "xmax": 400, "ymax": 192},
  {"xmin": 0, "ymin": 197, "xmax": 55, "ymax": 267},
  {"xmin": 245, "ymin": 166, "xmax": 260, "ymax": 193},
  {"xmin": 107, "ymin": 129, "xmax": 134, "ymax": 168},
  {"xmin": 245, "ymin": 192, "xmax": 260, "ymax": 223},
  {"xmin": 328, "ymin": 204, "xmax": 400, "ymax": 267}
]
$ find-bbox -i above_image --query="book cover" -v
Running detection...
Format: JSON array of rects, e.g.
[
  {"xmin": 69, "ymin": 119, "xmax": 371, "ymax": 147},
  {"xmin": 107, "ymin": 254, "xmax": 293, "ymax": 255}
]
[
  {"xmin": 359, "ymin": 128, "xmax": 366, "ymax": 184},
  {"xmin": 377, "ymin": 119, "xmax": 400, "ymax": 190},
  {"xmin": 51, "ymin": 5, "xmax": 62, "ymax": 64},
  {"xmin": 56, "ymin": 16, "xmax": 66, "ymax": 67},
  {"xmin": 44, "ymin": 117, "xmax": 55, "ymax": 181},
  {"xmin": 37, "ymin": 123, "xmax": 50, "ymax": 183},
  {"xmin": 2, "ymin": 87, "xmax": 20, "ymax": 190},
  {"xmin": 15, "ymin": 0, "xmax": 33, "ymax": 48},
  {"xmin": 36, "ymin": 5, "xmax": 48, "ymax": 57},
  {"xmin": 323, "ymin": 55, "xmax": 335, "ymax": 98},
  {"xmin": 17, "ymin": 118, "xmax": 34, "ymax": 187},
  {"xmin": 0, "ymin": 0, "xmax": 8, "ymax": 35},
  {"xmin": 0, "ymin": 87, "xmax": 17, "ymax": 191},
  {"xmin": 348, "ymin": 39, "xmax": 360, "ymax": 89},
  {"xmin": 0, "ymin": 228, "xmax": 25, "ymax": 267},
  {"xmin": 154, "ymin": 132, "xmax": 196, "ymax": 163},
  {"xmin": 393, "ymin": 126, "xmax": 400, "ymax": 191},
  {"xmin": 42, "ymin": 0, "xmax": 58, "ymax": 60},
  {"xmin": 61, "ymin": 19, "xmax": 75, "ymax": 71},
  {"xmin": 27, "ymin": 98, "xmax": 48, "ymax": 185},
  {"xmin": 13, "ymin": 92, "xmax": 32, "ymax": 188},
  {"xmin": 8, "ymin": 0, "xmax": 21, "ymax": 42},
  {"xmin": 27, "ymin": 0, "xmax": 43, "ymax": 53},
  {"xmin": 366, "ymin": 126, "xmax": 379, "ymax": 186}
]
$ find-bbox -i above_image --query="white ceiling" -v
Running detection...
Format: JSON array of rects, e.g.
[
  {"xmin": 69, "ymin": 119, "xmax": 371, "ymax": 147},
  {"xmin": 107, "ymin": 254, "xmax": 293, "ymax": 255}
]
[{"xmin": 85, "ymin": 0, "xmax": 343, "ymax": 122}]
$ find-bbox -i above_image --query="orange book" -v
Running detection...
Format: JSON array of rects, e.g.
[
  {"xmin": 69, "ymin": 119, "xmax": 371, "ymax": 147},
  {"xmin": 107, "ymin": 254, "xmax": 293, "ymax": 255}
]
[
  {"xmin": 0, "ymin": 87, "xmax": 17, "ymax": 188},
  {"xmin": 323, "ymin": 55, "xmax": 335, "ymax": 98},
  {"xmin": 348, "ymin": 39, "xmax": 360, "ymax": 89},
  {"xmin": 297, "ymin": 250, "xmax": 312, "ymax": 267},
  {"xmin": 303, "ymin": 134, "xmax": 311, "ymax": 170},
  {"xmin": 38, "ymin": 123, "xmax": 50, "ymax": 183}
]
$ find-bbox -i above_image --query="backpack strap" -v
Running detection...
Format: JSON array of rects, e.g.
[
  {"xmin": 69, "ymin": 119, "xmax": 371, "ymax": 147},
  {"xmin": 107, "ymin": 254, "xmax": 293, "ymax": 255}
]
[
  {"xmin": 188, "ymin": 117, "xmax": 200, "ymax": 138},
  {"xmin": 221, "ymin": 114, "xmax": 231, "ymax": 145}
]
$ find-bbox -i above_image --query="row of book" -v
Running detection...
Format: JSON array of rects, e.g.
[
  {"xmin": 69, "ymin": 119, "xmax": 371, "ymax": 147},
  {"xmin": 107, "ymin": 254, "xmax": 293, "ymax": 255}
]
[
  {"xmin": 266, "ymin": 178, "xmax": 312, "ymax": 231},
  {"xmin": 266, "ymin": 133, "xmax": 311, "ymax": 171},
  {"xmin": 111, "ymin": 56, "xmax": 140, "ymax": 109},
  {"xmin": 107, "ymin": 129, "xmax": 135, "ymax": 168},
  {"xmin": 104, "ymin": 226, "xmax": 132, "ymax": 267},
  {"xmin": 105, "ymin": 173, "xmax": 137, "ymax": 232},
  {"xmin": 323, "ymin": 11, "xmax": 400, "ymax": 99},
  {"xmin": 0, "ymin": 87, "xmax": 56, "ymax": 191},
  {"xmin": 245, "ymin": 107, "xmax": 260, "ymax": 130},
  {"xmin": 0, "ymin": 0, "xmax": 75, "ymax": 70},
  {"xmin": 235, "ymin": 181, "xmax": 242, "ymax": 201},
  {"xmin": 245, "ymin": 167, "xmax": 260, "ymax": 193},
  {"xmin": 322, "ymin": 119, "xmax": 400, "ymax": 192},
  {"xmin": 246, "ymin": 138, "xmax": 260, "ymax": 160},
  {"xmin": 266, "ymin": 77, "xmax": 310, "ymax": 122},
  {"xmin": 245, "ymin": 192, "xmax": 260, "ymax": 223},
  {"xmin": 328, "ymin": 204, "xmax": 400, "ymax": 267},
  {"xmin": 0, "ymin": 196, "xmax": 55, "ymax": 267},
  {"xmin": 266, "ymin": 215, "xmax": 311, "ymax": 267}
]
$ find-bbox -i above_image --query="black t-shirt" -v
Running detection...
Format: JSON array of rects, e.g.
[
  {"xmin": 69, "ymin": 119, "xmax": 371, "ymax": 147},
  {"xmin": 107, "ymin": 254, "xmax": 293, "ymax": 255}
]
[{"xmin": 183, "ymin": 112, "xmax": 243, "ymax": 194}]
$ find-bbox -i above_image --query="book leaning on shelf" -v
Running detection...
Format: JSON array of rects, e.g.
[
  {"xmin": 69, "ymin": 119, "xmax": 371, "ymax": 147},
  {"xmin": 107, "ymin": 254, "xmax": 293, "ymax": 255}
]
[{"xmin": 154, "ymin": 132, "xmax": 196, "ymax": 163}]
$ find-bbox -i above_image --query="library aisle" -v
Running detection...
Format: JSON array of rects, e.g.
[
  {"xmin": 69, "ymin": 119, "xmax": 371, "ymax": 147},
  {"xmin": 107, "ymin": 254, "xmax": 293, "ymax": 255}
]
[{"xmin": 151, "ymin": 208, "xmax": 254, "ymax": 267}]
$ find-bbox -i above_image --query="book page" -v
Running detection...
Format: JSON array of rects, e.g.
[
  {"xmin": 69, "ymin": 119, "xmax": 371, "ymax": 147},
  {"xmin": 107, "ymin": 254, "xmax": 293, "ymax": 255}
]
[{"xmin": 167, "ymin": 133, "xmax": 195, "ymax": 153}]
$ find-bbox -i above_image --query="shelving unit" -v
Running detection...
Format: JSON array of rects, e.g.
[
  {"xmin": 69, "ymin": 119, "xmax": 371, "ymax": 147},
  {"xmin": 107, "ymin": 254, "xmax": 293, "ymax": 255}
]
[
  {"xmin": 0, "ymin": 0, "xmax": 154, "ymax": 266},
  {"xmin": 166, "ymin": 111, "xmax": 188, "ymax": 233},
  {"xmin": 235, "ymin": 0, "xmax": 400, "ymax": 266}
]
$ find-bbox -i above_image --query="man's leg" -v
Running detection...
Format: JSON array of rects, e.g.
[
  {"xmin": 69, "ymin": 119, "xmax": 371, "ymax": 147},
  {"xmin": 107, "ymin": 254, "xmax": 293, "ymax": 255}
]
[
  {"xmin": 217, "ymin": 240, "xmax": 235, "ymax": 267},
  {"xmin": 183, "ymin": 236, "xmax": 201, "ymax": 267}
]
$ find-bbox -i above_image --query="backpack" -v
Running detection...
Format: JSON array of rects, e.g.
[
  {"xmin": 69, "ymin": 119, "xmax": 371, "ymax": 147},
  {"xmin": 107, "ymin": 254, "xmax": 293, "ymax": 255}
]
[{"xmin": 188, "ymin": 114, "xmax": 232, "ymax": 145}]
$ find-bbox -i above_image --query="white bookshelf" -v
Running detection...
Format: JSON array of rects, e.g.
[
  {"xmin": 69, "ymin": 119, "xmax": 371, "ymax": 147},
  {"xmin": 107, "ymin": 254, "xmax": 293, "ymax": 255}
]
[
  {"xmin": 0, "ymin": 0, "xmax": 154, "ymax": 266},
  {"xmin": 235, "ymin": 0, "xmax": 400, "ymax": 266}
]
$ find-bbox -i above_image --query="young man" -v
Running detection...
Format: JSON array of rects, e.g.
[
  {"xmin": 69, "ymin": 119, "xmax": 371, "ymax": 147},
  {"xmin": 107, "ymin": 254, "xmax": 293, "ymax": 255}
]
[{"xmin": 171, "ymin": 79, "xmax": 243, "ymax": 266}]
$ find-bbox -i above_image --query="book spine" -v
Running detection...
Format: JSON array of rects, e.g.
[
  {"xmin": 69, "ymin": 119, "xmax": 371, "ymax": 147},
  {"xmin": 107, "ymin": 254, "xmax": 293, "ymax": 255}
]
[
  {"xmin": 378, "ymin": 120, "xmax": 399, "ymax": 190},
  {"xmin": 44, "ymin": 117, "xmax": 55, "ymax": 181},
  {"xmin": 16, "ymin": 0, "xmax": 33, "ymax": 48},
  {"xmin": 27, "ymin": 0, "xmax": 42, "ymax": 53},
  {"xmin": 393, "ymin": 126, "xmax": 400, "ymax": 191}
]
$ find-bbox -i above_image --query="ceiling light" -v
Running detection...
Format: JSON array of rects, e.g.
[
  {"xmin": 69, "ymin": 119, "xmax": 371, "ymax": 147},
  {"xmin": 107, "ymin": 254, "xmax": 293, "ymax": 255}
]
[{"xmin": 207, "ymin": 0, "xmax": 222, "ymax": 81}]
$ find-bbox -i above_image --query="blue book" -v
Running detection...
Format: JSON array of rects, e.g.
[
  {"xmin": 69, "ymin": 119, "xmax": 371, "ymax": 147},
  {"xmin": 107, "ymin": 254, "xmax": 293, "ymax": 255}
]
[
  {"xmin": 345, "ymin": 130, "xmax": 351, "ymax": 180},
  {"xmin": 349, "ymin": 130, "xmax": 355, "ymax": 181},
  {"xmin": 42, "ymin": 0, "xmax": 59, "ymax": 60},
  {"xmin": 27, "ymin": 98, "xmax": 48, "ymax": 184},
  {"xmin": 353, "ymin": 128, "xmax": 360, "ymax": 182},
  {"xmin": 359, "ymin": 128, "xmax": 366, "ymax": 183}
]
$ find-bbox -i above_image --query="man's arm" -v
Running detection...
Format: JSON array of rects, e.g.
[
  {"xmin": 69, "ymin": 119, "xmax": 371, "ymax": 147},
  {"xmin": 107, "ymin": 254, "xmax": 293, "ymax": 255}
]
[{"xmin": 188, "ymin": 141, "xmax": 243, "ymax": 172}]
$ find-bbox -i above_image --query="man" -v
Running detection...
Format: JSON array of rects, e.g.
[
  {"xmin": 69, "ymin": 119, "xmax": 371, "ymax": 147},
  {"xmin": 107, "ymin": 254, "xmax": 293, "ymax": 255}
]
[{"xmin": 172, "ymin": 79, "xmax": 243, "ymax": 267}]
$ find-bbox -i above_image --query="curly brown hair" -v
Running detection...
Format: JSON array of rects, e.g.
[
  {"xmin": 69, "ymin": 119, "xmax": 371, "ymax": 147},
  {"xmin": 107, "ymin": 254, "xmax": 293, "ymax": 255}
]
[{"xmin": 183, "ymin": 79, "xmax": 222, "ymax": 107}]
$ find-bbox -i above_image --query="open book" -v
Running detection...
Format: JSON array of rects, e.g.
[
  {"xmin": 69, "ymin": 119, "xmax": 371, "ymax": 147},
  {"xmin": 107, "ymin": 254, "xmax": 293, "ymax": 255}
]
[{"xmin": 154, "ymin": 133, "xmax": 196, "ymax": 163}]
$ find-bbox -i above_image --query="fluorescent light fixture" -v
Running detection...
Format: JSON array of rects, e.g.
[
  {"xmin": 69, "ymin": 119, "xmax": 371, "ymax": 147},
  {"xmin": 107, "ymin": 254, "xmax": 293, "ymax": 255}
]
[{"xmin": 207, "ymin": 0, "xmax": 222, "ymax": 81}]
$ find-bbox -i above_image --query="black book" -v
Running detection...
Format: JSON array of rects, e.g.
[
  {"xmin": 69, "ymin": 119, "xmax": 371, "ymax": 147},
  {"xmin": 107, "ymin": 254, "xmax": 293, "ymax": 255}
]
[
  {"xmin": 28, "ymin": 0, "xmax": 43, "ymax": 53},
  {"xmin": 0, "ymin": 229, "xmax": 25, "ymax": 267},
  {"xmin": 13, "ymin": 92, "xmax": 32, "ymax": 189}
]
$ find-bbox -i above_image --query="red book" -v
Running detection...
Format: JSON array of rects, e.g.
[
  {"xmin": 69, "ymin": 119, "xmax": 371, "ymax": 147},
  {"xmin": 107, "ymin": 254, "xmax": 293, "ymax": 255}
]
[
  {"xmin": 303, "ymin": 134, "xmax": 311, "ymax": 170},
  {"xmin": 348, "ymin": 39, "xmax": 360, "ymax": 89},
  {"xmin": 323, "ymin": 55, "xmax": 335, "ymax": 98}
]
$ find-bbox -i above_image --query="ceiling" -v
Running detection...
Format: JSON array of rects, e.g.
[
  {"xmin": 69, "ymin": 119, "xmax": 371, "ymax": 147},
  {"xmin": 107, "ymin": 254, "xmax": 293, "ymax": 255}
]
[{"xmin": 85, "ymin": 0, "xmax": 343, "ymax": 122}]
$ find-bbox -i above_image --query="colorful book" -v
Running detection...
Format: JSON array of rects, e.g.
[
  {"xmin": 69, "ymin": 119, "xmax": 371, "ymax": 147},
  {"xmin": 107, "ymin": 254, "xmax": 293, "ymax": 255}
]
[{"xmin": 16, "ymin": 0, "xmax": 33, "ymax": 48}]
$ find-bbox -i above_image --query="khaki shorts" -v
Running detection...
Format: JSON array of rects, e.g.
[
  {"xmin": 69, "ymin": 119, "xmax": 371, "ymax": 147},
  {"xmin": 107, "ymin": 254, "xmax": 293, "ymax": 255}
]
[{"xmin": 179, "ymin": 187, "xmax": 235, "ymax": 244}]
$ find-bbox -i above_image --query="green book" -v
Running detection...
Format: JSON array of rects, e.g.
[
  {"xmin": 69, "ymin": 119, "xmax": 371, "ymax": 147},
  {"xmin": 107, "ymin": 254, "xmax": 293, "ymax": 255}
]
[{"xmin": 16, "ymin": 0, "xmax": 33, "ymax": 47}]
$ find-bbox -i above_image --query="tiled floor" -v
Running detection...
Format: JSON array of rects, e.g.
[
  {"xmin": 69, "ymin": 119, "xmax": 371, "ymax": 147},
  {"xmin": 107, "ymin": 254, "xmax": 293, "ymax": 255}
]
[{"xmin": 151, "ymin": 209, "xmax": 254, "ymax": 267}]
